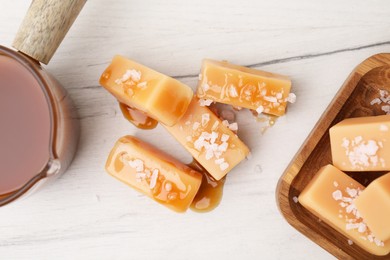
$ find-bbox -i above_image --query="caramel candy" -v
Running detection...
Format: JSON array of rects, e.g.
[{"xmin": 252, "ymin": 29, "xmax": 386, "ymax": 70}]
[
  {"xmin": 196, "ymin": 59, "xmax": 293, "ymax": 116},
  {"xmin": 99, "ymin": 55, "xmax": 193, "ymax": 126},
  {"xmin": 105, "ymin": 136, "xmax": 202, "ymax": 213},
  {"xmin": 163, "ymin": 98, "xmax": 250, "ymax": 181},
  {"xmin": 299, "ymin": 164, "xmax": 390, "ymax": 256},
  {"xmin": 330, "ymin": 115, "xmax": 390, "ymax": 171},
  {"xmin": 355, "ymin": 173, "xmax": 390, "ymax": 242}
]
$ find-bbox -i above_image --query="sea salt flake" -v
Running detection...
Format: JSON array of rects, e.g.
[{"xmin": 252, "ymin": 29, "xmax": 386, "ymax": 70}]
[
  {"xmin": 135, "ymin": 172, "xmax": 146, "ymax": 181},
  {"xmin": 263, "ymin": 96, "xmax": 278, "ymax": 103},
  {"xmin": 343, "ymin": 137, "xmax": 380, "ymax": 168},
  {"xmin": 342, "ymin": 197, "xmax": 353, "ymax": 203},
  {"xmin": 214, "ymin": 151, "xmax": 222, "ymax": 158},
  {"xmin": 292, "ymin": 196, "xmax": 298, "ymax": 203},
  {"xmin": 382, "ymin": 105, "xmax": 390, "ymax": 114},
  {"xmin": 218, "ymin": 142, "xmax": 228, "ymax": 152},
  {"xmin": 348, "ymin": 240, "xmax": 354, "ymax": 245},
  {"xmin": 220, "ymin": 162, "xmax": 229, "ymax": 171},
  {"xmin": 199, "ymin": 99, "xmax": 213, "ymax": 107},
  {"xmin": 210, "ymin": 131, "xmax": 218, "ymax": 143},
  {"xmin": 193, "ymin": 122, "xmax": 200, "ymax": 130},
  {"xmin": 342, "ymin": 138, "xmax": 350, "ymax": 149},
  {"xmin": 370, "ymin": 155, "xmax": 378, "ymax": 166},
  {"xmin": 202, "ymin": 82, "xmax": 210, "ymax": 91},
  {"xmin": 287, "ymin": 93, "xmax": 297, "ymax": 103},
  {"xmin": 201, "ymin": 113, "xmax": 210, "ymax": 126},
  {"xmin": 354, "ymin": 136, "xmax": 363, "ymax": 144},
  {"xmin": 374, "ymin": 237, "xmax": 384, "ymax": 247},
  {"xmin": 210, "ymin": 143, "xmax": 219, "ymax": 151},
  {"xmin": 370, "ymin": 98, "xmax": 381, "ymax": 105},
  {"xmin": 229, "ymin": 122, "xmax": 238, "ymax": 131},
  {"xmin": 201, "ymin": 132, "xmax": 211, "ymax": 140},
  {"xmin": 346, "ymin": 204, "xmax": 356, "ymax": 214},
  {"xmin": 366, "ymin": 140, "xmax": 379, "ymax": 155},
  {"xmin": 357, "ymin": 223, "xmax": 367, "ymax": 233},
  {"xmin": 211, "ymin": 121, "xmax": 219, "ymax": 131},
  {"xmin": 332, "ymin": 190, "xmax": 343, "ymax": 201},
  {"xmin": 205, "ymin": 148, "xmax": 214, "ymax": 160},
  {"xmin": 128, "ymin": 69, "xmax": 141, "ymax": 82},
  {"xmin": 256, "ymin": 106, "xmax": 264, "ymax": 114},
  {"xmin": 128, "ymin": 159, "xmax": 144, "ymax": 172},
  {"xmin": 221, "ymin": 134, "xmax": 230, "ymax": 142},
  {"xmin": 380, "ymin": 89, "xmax": 389, "ymax": 97},
  {"xmin": 346, "ymin": 223, "xmax": 359, "ymax": 230},
  {"xmin": 346, "ymin": 187, "xmax": 358, "ymax": 198},
  {"xmin": 229, "ymin": 85, "xmax": 239, "ymax": 97},
  {"xmin": 137, "ymin": 81, "xmax": 147, "ymax": 88},
  {"xmin": 378, "ymin": 89, "xmax": 390, "ymax": 103},
  {"xmin": 222, "ymin": 120, "xmax": 230, "ymax": 127},
  {"xmin": 117, "ymin": 69, "xmax": 141, "ymax": 84},
  {"xmin": 149, "ymin": 169, "xmax": 159, "ymax": 189},
  {"xmin": 194, "ymin": 137, "xmax": 204, "ymax": 151},
  {"xmin": 165, "ymin": 182, "xmax": 172, "ymax": 192}
]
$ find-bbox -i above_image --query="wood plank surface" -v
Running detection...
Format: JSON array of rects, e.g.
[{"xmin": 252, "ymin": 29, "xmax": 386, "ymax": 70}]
[{"xmin": 0, "ymin": 1, "xmax": 389, "ymax": 259}]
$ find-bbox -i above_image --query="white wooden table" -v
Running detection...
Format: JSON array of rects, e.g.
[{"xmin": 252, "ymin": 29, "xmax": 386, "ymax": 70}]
[{"xmin": 1, "ymin": 1, "xmax": 389, "ymax": 259}]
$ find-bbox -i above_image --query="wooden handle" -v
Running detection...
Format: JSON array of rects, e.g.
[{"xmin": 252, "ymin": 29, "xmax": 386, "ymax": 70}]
[{"xmin": 12, "ymin": 0, "xmax": 87, "ymax": 64}]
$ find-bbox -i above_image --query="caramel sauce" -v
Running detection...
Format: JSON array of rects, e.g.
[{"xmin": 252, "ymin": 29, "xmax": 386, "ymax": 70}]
[
  {"xmin": 188, "ymin": 160, "xmax": 226, "ymax": 213},
  {"xmin": 259, "ymin": 114, "xmax": 278, "ymax": 134},
  {"xmin": 119, "ymin": 103, "xmax": 158, "ymax": 130},
  {"xmin": 251, "ymin": 110, "xmax": 278, "ymax": 134}
]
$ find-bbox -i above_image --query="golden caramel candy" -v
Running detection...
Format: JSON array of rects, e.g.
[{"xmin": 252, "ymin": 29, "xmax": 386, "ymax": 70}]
[
  {"xmin": 355, "ymin": 173, "xmax": 390, "ymax": 242},
  {"xmin": 196, "ymin": 59, "xmax": 293, "ymax": 116},
  {"xmin": 299, "ymin": 165, "xmax": 390, "ymax": 256},
  {"xmin": 100, "ymin": 55, "xmax": 193, "ymax": 126},
  {"xmin": 330, "ymin": 115, "xmax": 390, "ymax": 171},
  {"xmin": 105, "ymin": 136, "xmax": 202, "ymax": 213},
  {"xmin": 163, "ymin": 98, "xmax": 250, "ymax": 181}
]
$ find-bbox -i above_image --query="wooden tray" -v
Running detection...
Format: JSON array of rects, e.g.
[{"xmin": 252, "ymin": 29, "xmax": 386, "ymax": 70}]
[{"xmin": 276, "ymin": 53, "xmax": 390, "ymax": 259}]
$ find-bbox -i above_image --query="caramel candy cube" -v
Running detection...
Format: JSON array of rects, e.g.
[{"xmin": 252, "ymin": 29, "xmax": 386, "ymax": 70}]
[
  {"xmin": 330, "ymin": 115, "xmax": 390, "ymax": 171},
  {"xmin": 100, "ymin": 55, "xmax": 193, "ymax": 126},
  {"xmin": 163, "ymin": 98, "xmax": 250, "ymax": 181},
  {"xmin": 355, "ymin": 173, "xmax": 390, "ymax": 241},
  {"xmin": 196, "ymin": 59, "xmax": 293, "ymax": 116},
  {"xmin": 299, "ymin": 164, "xmax": 390, "ymax": 256},
  {"xmin": 105, "ymin": 136, "xmax": 202, "ymax": 213}
]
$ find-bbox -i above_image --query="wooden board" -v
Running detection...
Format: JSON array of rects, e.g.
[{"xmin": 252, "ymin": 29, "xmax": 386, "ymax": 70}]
[{"xmin": 276, "ymin": 53, "xmax": 390, "ymax": 259}]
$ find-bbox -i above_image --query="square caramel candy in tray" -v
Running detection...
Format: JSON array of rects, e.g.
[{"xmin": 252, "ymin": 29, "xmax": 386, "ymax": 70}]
[{"xmin": 100, "ymin": 56, "xmax": 295, "ymax": 212}]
